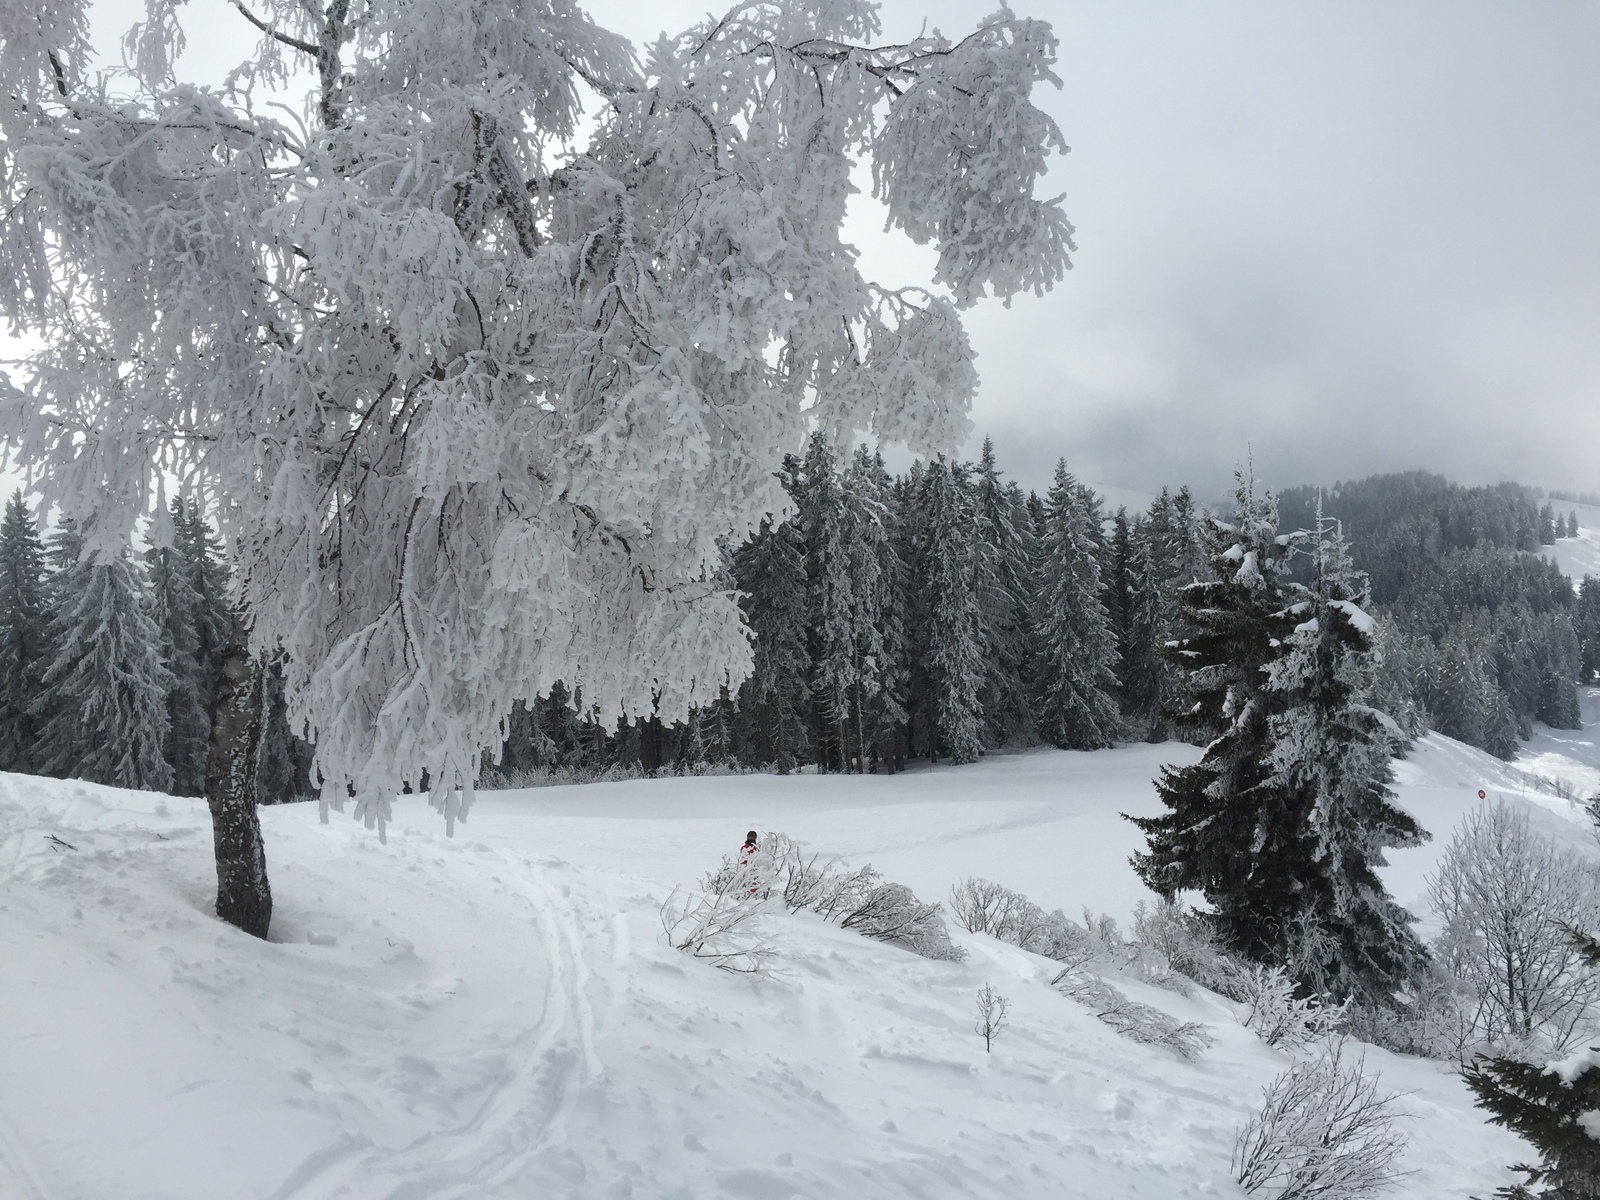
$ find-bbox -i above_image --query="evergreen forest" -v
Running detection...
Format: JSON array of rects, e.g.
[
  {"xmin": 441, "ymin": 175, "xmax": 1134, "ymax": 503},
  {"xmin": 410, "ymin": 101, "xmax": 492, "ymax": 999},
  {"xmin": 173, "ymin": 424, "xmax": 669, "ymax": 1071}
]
[{"xmin": 2, "ymin": 457, "xmax": 1596, "ymax": 799}]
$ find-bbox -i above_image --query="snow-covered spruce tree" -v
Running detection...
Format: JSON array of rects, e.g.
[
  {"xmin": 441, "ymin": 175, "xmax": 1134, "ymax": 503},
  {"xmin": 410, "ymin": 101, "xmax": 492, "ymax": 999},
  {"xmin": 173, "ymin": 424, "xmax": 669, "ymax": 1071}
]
[
  {"xmin": 973, "ymin": 437, "xmax": 1036, "ymax": 746},
  {"xmin": 732, "ymin": 514, "xmax": 813, "ymax": 772},
  {"xmin": 176, "ymin": 500, "xmax": 233, "ymax": 721},
  {"xmin": 1129, "ymin": 472, "xmax": 1307, "ymax": 965},
  {"xmin": 1262, "ymin": 512, "xmax": 1429, "ymax": 1006},
  {"xmin": 1463, "ymin": 926, "xmax": 1600, "ymax": 1200},
  {"xmin": 33, "ymin": 530, "xmax": 174, "ymax": 791},
  {"xmin": 0, "ymin": 1, "xmax": 1071, "ymax": 931},
  {"xmin": 1031, "ymin": 460, "xmax": 1122, "ymax": 750},
  {"xmin": 911, "ymin": 456, "xmax": 985, "ymax": 763},
  {"xmin": 0, "ymin": 491, "xmax": 53, "ymax": 772},
  {"xmin": 795, "ymin": 434, "xmax": 858, "ymax": 772},
  {"xmin": 840, "ymin": 445, "xmax": 900, "ymax": 772},
  {"xmin": 145, "ymin": 498, "xmax": 210, "ymax": 795}
]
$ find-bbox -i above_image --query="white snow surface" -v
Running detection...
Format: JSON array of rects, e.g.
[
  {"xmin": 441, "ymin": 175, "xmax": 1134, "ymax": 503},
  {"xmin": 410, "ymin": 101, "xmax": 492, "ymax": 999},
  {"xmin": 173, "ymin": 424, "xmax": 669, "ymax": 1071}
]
[
  {"xmin": 11, "ymin": 719, "xmax": 1600, "ymax": 1198},
  {"xmin": 1540, "ymin": 500, "xmax": 1600, "ymax": 584}
]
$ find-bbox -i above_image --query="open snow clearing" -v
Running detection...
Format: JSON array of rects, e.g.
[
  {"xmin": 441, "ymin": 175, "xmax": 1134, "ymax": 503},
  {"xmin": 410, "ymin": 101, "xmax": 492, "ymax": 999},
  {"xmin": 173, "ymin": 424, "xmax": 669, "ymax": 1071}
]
[{"xmin": 6, "ymin": 699, "xmax": 1600, "ymax": 1199}]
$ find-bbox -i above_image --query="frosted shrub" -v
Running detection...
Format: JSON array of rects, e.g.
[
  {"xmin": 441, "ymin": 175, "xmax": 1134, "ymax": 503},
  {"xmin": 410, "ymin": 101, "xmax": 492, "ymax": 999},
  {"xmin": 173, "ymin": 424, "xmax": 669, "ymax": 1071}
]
[
  {"xmin": 660, "ymin": 887, "xmax": 779, "ymax": 976},
  {"xmin": 1232, "ymin": 1039, "xmax": 1409, "ymax": 1200},
  {"xmin": 1052, "ymin": 969, "xmax": 1213, "ymax": 1061},
  {"xmin": 840, "ymin": 882, "xmax": 966, "ymax": 962},
  {"xmin": 1133, "ymin": 898, "xmax": 1244, "ymax": 996},
  {"xmin": 974, "ymin": 984, "xmax": 1011, "ymax": 1053},
  {"xmin": 1237, "ymin": 965, "xmax": 1346, "ymax": 1051},
  {"xmin": 745, "ymin": 833, "xmax": 964, "ymax": 962},
  {"xmin": 949, "ymin": 877, "xmax": 1053, "ymax": 949},
  {"xmin": 1428, "ymin": 801, "xmax": 1600, "ymax": 1054}
]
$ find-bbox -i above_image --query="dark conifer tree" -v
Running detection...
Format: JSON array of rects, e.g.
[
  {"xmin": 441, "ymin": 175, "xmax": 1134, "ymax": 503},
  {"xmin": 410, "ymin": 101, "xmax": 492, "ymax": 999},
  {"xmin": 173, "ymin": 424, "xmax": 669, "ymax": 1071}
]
[
  {"xmin": 841, "ymin": 446, "xmax": 901, "ymax": 771},
  {"xmin": 0, "ymin": 492, "xmax": 53, "ymax": 773},
  {"xmin": 1464, "ymin": 927, "xmax": 1600, "ymax": 1200},
  {"xmin": 732, "ymin": 514, "xmax": 812, "ymax": 771},
  {"xmin": 1104, "ymin": 507, "xmax": 1137, "ymax": 713},
  {"xmin": 177, "ymin": 500, "xmax": 232, "ymax": 716},
  {"xmin": 34, "ymin": 524, "xmax": 174, "ymax": 792},
  {"xmin": 254, "ymin": 649, "xmax": 297, "ymax": 802},
  {"xmin": 146, "ymin": 499, "xmax": 210, "ymax": 795},
  {"xmin": 1263, "ymin": 513, "xmax": 1429, "ymax": 1004},
  {"xmin": 972, "ymin": 438, "xmax": 1034, "ymax": 746},
  {"xmin": 1030, "ymin": 461, "xmax": 1122, "ymax": 749},
  {"xmin": 1129, "ymin": 472, "xmax": 1306, "ymax": 964},
  {"xmin": 795, "ymin": 435, "xmax": 855, "ymax": 771},
  {"xmin": 1120, "ymin": 513, "xmax": 1169, "ymax": 739},
  {"xmin": 913, "ymin": 457, "xmax": 984, "ymax": 763}
]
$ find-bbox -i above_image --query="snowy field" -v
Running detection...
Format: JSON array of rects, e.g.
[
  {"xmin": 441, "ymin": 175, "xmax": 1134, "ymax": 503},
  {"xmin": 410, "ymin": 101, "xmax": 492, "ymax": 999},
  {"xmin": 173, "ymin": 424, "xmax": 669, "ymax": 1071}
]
[
  {"xmin": 5, "ymin": 696, "xmax": 1600, "ymax": 1199},
  {"xmin": 1541, "ymin": 499, "xmax": 1600, "ymax": 583}
]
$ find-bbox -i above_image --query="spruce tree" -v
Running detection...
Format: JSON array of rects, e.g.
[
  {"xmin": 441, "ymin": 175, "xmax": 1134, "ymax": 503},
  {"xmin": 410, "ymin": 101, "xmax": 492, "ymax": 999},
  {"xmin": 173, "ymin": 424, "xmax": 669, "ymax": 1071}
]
[
  {"xmin": 0, "ymin": 492, "xmax": 53, "ymax": 773},
  {"xmin": 146, "ymin": 500, "xmax": 210, "ymax": 795},
  {"xmin": 1030, "ymin": 461, "xmax": 1122, "ymax": 750},
  {"xmin": 732, "ymin": 515, "xmax": 812, "ymax": 771},
  {"xmin": 795, "ymin": 435, "xmax": 856, "ymax": 771},
  {"xmin": 254, "ymin": 649, "xmax": 297, "ymax": 803},
  {"xmin": 1120, "ymin": 513, "xmax": 1170, "ymax": 739},
  {"xmin": 1128, "ymin": 472, "xmax": 1306, "ymax": 964},
  {"xmin": 176, "ymin": 500, "xmax": 232, "ymax": 716},
  {"xmin": 841, "ymin": 446, "xmax": 901, "ymax": 772},
  {"xmin": 1262, "ymin": 513, "xmax": 1429, "ymax": 1005},
  {"xmin": 34, "ymin": 529, "xmax": 175, "ymax": 792},
  {"xmin": 914, "ymin": 457, "xmax": 985, "ymax": 764},
  {"xmin": 1464, "ymin": 927, "xmax": 1600, "ymax": 1200},
  {"xmin": 972, "ymin": 438, "xmax": 1034, "ymax": 746},
  {"xmin": 1105, "ymin": 507, "xmax": 1135, "ymax": 708}
]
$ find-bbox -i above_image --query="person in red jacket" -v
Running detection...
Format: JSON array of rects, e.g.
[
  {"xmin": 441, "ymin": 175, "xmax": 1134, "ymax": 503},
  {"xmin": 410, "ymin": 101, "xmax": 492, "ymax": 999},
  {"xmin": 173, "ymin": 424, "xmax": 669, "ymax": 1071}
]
[{"xmin": 738, "ymin": 830, "xmax": 761, "ymax": 895}]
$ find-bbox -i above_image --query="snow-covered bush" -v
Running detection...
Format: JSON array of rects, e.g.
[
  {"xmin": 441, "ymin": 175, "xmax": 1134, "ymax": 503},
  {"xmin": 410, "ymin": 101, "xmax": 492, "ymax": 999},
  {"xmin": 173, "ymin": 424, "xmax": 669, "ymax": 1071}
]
[
  {"xmin": 1340, "ymin": 966, "xmax": 1474, "ymax": 1062},
  {"xmin": 1052, "ymin": 969, "xmax": 1213, "ymax": 1061},
  {"xmin": 975, "ymin": 984, "xmax": 1011, "ymax": 1053},
  {"xmin": 1236, "ymin": 965, "xmax": 1346, "ymax": 1052},
  {"xmin": 1232, "ymin": 1039, "xmax": 1409, "ymax": 1200},
  {"xmin": 949, "ymin": 879, "xmax": 1203, "ymax": 991},
  {"xmin": 660, "ymin": 887, "xmax": 779, "ymax": 976},
  {"xmin": 1133, "ymin": 897, "xmax": 1245, "ymax": 996},
  {"xmin": 712, "ymin": 833, "xmax": 964, "ymax": 962},
  {"xmin": 1428, "ymin": 801, "xmax": 1600, "ymax": 1054},
  {"xmin": 949, "ymin": 878, "xmax": 1051, "ymax": 947},
  {"xmin": 840, "ymin": 882, "xmax": 966, "ymax": 962}
]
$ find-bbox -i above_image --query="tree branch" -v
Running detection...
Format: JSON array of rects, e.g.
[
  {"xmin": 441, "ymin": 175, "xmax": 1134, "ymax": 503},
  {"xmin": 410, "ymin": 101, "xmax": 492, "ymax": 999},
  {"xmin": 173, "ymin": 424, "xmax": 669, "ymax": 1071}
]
[{"xmin": 230, "ymin": 1, "xmax": 320, "ymax": 56}]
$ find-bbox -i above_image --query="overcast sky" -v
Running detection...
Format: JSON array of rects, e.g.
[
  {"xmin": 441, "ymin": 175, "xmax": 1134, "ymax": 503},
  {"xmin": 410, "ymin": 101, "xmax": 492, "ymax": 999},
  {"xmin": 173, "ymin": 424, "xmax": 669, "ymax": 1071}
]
[{"xmin": 9, "ymin": 0, "xmax": 1599, "ymax": 502}]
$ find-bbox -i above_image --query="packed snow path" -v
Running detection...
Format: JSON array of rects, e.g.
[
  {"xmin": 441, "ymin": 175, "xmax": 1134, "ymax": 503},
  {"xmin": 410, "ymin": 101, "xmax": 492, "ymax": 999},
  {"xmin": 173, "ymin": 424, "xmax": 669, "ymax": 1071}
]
[{"xmin": 8, "ymin": 712, "xmax": 1600, "ymax": 1198}]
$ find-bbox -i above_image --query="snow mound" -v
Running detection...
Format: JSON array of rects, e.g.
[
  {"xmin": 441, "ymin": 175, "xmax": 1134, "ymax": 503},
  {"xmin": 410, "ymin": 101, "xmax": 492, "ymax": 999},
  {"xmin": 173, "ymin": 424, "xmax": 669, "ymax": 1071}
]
[{"xmin": 0, "ymin": 740, "xmax": 1556, "ymax": 1198}]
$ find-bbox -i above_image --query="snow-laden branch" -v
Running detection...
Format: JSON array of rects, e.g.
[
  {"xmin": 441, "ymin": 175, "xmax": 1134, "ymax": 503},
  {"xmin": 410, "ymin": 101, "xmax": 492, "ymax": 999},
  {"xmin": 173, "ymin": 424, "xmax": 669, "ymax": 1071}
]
[{"xmin": 0, "ymin": 0, "xmax": 1073, "ymax": 827}]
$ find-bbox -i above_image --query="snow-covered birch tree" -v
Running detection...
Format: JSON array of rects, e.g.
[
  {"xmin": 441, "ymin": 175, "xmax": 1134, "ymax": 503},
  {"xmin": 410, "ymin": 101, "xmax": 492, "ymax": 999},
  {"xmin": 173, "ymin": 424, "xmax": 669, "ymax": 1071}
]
[{"xmin": 0, "ymin": 0, "xmax": 1073, "ymax": 931}]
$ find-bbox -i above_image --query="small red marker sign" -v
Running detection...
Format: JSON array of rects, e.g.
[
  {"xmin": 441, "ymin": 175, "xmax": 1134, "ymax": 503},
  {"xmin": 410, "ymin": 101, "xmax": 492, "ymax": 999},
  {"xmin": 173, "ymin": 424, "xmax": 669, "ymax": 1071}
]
[{"xmin": 1477, "ymin": 789, "xmax": 1486, "ymax": 800}]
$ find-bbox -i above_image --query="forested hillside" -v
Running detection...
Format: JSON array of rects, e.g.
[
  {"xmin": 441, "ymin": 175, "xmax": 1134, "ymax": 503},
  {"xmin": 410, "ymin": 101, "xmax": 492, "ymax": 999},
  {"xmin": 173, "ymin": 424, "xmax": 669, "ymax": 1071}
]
[{"xmin": 1279, "ymin": 472, "xmax": 1597, "ymax": 759}]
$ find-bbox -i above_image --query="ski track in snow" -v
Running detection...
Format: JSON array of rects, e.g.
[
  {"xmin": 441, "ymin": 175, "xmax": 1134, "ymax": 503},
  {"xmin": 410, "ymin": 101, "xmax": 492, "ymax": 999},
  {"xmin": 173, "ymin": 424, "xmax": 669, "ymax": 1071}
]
[{"xmin": 10, "ymin": 718, "xmax": 1600, "ymax": 1198}]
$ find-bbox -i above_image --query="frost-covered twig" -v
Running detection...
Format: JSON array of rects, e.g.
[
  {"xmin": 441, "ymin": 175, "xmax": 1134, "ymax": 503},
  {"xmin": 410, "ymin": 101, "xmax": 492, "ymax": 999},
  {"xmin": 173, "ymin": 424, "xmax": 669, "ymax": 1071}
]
[
  {"xmin": 660, "ymin": 886, "xmax": 778, "ymax": 976},
  {"xmin": 1232, "ymin": 1039, "xmax": 1409, "ymax": 1200},
  {"xmin": 1052, "ymin": 968, "xmax": 1213, "ymax": 1061}
]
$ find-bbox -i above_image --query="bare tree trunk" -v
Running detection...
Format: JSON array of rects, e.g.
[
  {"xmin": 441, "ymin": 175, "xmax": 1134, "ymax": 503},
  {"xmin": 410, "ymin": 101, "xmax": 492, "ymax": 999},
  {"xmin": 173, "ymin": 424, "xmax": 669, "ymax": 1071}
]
[{"xmin": 205, "ymin": 609, "xmax": 270, "ymax": 938}]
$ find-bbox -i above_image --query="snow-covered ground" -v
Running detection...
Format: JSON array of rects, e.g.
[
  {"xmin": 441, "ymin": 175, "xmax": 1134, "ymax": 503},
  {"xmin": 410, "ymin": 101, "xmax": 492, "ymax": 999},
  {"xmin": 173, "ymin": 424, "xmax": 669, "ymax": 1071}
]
[
  {"xmin": 1541, "ymin": 499, "xmax": 1600, "ymax": 584},
  {"xmin": 7, "ymin": 706, "xmax": 1600, "ymax": 1200}
]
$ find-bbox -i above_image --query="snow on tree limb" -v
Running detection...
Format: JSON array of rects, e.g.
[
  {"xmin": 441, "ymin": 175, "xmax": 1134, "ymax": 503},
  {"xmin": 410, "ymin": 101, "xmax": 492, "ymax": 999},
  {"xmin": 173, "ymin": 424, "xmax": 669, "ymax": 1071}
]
[{"xmin": 0, "ymin": 0, "xmax": 1071, "ymax": 827}]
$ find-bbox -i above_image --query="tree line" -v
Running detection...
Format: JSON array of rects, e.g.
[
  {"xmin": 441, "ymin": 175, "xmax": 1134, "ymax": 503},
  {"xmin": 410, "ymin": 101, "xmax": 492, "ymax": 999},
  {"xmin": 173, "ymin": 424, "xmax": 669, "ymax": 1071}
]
[
  {"xmin": 490, "ymin": 434, "xmax": 1213, "ymax": 780},
  {"xmin": 0, "ymin": 493, "xmax": 311, "ymax": 801},
  {"xmin": 1279, "ymin": 471, "xmax": 1595, "ymax": 760},
  {"xmin": 5, "ymin": 456, "xmax": 1593, "ymax": 795}
]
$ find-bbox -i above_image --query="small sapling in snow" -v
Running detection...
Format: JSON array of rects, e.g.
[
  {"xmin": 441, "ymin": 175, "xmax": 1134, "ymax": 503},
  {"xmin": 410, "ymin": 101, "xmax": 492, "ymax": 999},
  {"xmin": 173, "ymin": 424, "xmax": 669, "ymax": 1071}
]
[{"xmin": 975, "ymin": 984, "xmax": 1011, "ymax": 1053}]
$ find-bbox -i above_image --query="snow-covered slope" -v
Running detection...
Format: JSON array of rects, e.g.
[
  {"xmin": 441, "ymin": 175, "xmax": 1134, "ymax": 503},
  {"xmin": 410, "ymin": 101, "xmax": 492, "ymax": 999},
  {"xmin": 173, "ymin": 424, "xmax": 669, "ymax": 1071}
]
[
  {"xmin": 1540, "ymin": 500, "xmax": 1600, "ymax": 583},
  {"xmin": 6, "ymin": 724, "xmax": 1592, "ymax": 1199}
]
